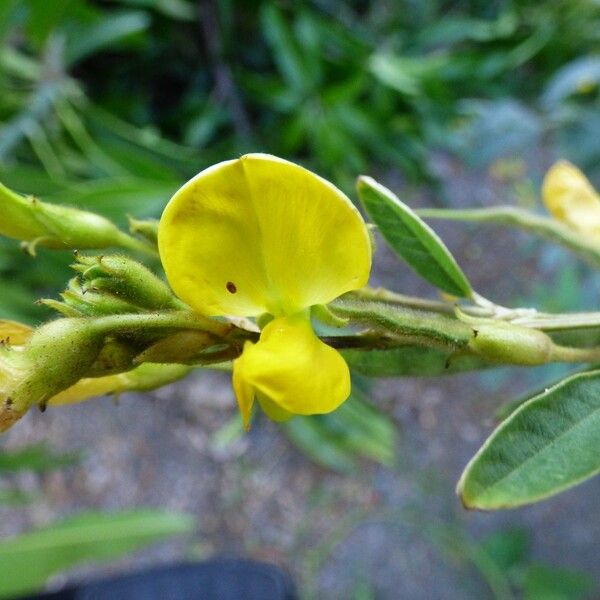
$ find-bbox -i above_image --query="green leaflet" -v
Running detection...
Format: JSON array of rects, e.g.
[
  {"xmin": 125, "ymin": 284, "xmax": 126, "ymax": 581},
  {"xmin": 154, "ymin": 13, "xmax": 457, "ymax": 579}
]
[
  {"xmin": 458, "ymin": 369, "xmax": 600, "ymax": 509},
  {"xmin": 357, "ymin": 176, "xmax": 472, "ymax": 297},
  {"xmin": 0, "ymin": 510, "xmax": 195, "ymax": 599}
]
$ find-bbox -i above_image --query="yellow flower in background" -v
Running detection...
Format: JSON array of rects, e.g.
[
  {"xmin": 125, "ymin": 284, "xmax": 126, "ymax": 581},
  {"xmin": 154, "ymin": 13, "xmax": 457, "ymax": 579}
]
[
  {"xmin": 159, "ymin": 153, "xmax": 371, "ymax": 428},
  {"xmin": 542, "ymin": 160, "xmax": 600, "ymax": 237}
]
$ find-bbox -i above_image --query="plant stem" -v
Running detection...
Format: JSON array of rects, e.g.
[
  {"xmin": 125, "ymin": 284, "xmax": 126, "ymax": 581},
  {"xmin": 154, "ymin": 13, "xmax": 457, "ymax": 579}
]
[
  {"xmin": 417, "ymin": 206, "xmax": 600, "ymax": 268},
  {"xmin": 550, "ymin": 344, "xmax": 600, "ymax": 364},
  {"xmin": 114, "ymin": 230, "xmax": 159, "ymax": 258}
]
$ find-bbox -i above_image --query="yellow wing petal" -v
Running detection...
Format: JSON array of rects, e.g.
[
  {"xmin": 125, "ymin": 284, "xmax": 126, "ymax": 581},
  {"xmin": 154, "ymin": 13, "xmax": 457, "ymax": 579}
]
[
  {"xmin": 159, "ymin": 154, "xmax": 371, "ymax": 317},
  {"xmin": 0, "ymin": 320, "xmax": 33, "ymax": 346},
  {"xmin": 232, "ymin": 315, "xmax": 351, "ymax": 425},
  {"xmin": 49, "ymin": 363, "xmax": 190, "ymax": 406},
  {"xmin": 542, "ymin": 160, "xmax": 600, "ymax": 235}
]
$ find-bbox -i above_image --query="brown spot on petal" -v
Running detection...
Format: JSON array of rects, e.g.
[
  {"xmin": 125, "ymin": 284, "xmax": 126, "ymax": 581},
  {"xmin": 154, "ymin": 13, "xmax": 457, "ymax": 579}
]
[{"xmin": 226, "ymin": 281, "xmax": 237, "ymax": 294}]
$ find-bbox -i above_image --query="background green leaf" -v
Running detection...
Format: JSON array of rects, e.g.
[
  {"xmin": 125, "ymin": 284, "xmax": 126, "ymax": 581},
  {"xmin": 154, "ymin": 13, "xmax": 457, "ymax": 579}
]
[
  {"xmin": 283, "ymin": 384, "xmax": 396, "ymax": 472},
  {"xmin": 0, "ymin": 443, "xmax": 79, "ymax": 473},
  {"xmin": 0, "ymin": 510, "xmax": 195, "ymax": 598}
]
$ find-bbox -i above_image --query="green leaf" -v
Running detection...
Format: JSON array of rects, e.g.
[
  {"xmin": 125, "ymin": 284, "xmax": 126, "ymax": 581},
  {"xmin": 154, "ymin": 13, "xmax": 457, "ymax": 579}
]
[
  {"xmin": 344, "ymin": 346, "xmax": 491, "ymax": 377},
  {"xmin": 0, "ymin": 443, "xmax": 79, "ymax": 473},
  {"xmin": 481, "ymin": 528, "xmax": 529, "ymax": 572},
  {"xmin": 357, "ymin": 176, "xmax": 472, "ymax": 297},
  {"xmin": 283, "ymin": 387, "xmax": 396, "ymax": 472},
  {"xmin": 65, "ymin": 11, "xmax": 150, "ymax": 65},
  {"xmin": 523, "ymin": 564, "xmax": 595, "ymax": 600},
  {"xmin": 0, "ymin": 510, "xmax": 195, "ymax": 598},
  {"xmin": 458, "ymin": 369, "xmax": 600, "ymax": 509},
  {"xmin": 368, "ymin": 53, "xmax": 447, "ymax": 96},
  {"xmin": 260, "ymin": 4, "xmax": 312, "ymax": 93},
  {"xmin": 0, "ymin": 487, "xmax": 36, "ymax": 505}
]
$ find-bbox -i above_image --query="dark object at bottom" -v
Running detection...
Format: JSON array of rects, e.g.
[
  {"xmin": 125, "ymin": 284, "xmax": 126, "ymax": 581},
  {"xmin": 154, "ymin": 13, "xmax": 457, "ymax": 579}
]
[{"xmin": 22, "ymin": 559, "xmax": 297, "ymax": 600}]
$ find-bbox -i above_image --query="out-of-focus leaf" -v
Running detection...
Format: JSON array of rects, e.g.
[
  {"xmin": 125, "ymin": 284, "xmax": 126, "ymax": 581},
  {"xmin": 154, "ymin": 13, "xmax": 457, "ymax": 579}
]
[
  {"xmin": 0, "ymin": 444, "xmax": 79, "ymax": 473},
  {"xmin": 0, "ymin": 510, "xmax": 195, "ymax": 599},
  {"xmin": 0, "ymin": 0, "xmax": 20, "ymax": 46},
  {"xmin": 452, "ymin": 99, "xmax": 542, "ymax": 167},
  {"xmin": 25, "ymin": 0, "xmax": 77, "ymax": 48},
  {"xmin": 260, "ymin": 3, "xmax": 312, "ymax": 93},
  {"xmin": 368, "ymin": 53, "xmax": 447, "ymax": 96},
  {"xmin": 417, "ymin": 13, "xmax": 517, "ymax": 47},
  {"xmin": 357, "ymin": 176, "xmax": 472, "ymax": 297},
  {"xmin": 109, "ymin": 0, "xmax": 195, "ymax": 21},
  {"xmin": 482, "ymin": 528, "xmax": 529, "ymax": 572},
  {"xmin": 65, "ymin": 11, "xmax": 150, "ymax": 65},
  {"xmin": 459, "ymin": 370, "xmax": 600, "ymax": 509},
  {"xmin": 44, "ymin": 177, "xmax": 179, "ymax": 224},
  {"xmin": 523, "ymin": 564, "xmax": 594, "ymax": 600},
  {"xmin": 0, "ymin": 487, "xmax": 36, "ymax": 505},
  {"xmin": 283, "ymin": 387, "xmax": 396, "ymax": 472},
  {"xmin": 542, "ymin": 56, "xmax": 600, "ymax": 109}
]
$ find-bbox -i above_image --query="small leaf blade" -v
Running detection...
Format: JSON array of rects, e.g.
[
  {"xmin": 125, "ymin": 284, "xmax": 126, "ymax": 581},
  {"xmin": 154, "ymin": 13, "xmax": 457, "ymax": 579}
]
[
  {"xmin": 357, "ymin": 176, "xmax": 472, "ymax": 297},
  {"xmin": 0, "ymin": 510, "xmax": 195, "ymax": 598},
  {"xmin": 458, "ymin": 370, "xmax": 600, "ymax": 509}
]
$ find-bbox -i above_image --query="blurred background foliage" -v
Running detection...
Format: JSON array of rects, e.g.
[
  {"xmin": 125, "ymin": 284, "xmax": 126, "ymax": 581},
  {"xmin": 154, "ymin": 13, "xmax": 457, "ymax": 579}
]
[{"xmin": 1, "ymin": 0, "xmax": 599, "ymax": 322}]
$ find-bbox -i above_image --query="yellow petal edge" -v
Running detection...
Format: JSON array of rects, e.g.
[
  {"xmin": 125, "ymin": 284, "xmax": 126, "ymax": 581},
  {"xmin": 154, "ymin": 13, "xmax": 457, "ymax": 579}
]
[{"xmin": 542, "ymin": 160, "xmax": 600, "ymax": 236}]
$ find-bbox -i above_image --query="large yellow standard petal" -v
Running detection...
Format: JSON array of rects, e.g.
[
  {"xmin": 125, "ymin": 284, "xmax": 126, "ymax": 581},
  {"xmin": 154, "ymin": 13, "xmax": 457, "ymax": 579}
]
[
  {"xmin": 542, "ymin": 160, "xmax": 600, "ymax": 236},
  {"xmin": 232, "ymin": 314, "xmax": 351, "ymax": 428},
  {"xmin": 158, "ymin": 154, "xmax": 371, "ymax": 317}
]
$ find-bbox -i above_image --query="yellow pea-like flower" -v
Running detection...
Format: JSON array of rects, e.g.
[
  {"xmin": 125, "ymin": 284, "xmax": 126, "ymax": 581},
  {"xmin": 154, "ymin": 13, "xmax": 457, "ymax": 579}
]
[
  {"xmin": 158, "ymin": 153, "xmax": 372, "ymax": 428},
  {"xmin": 542, "ymin": 160, "xmax": 600, "ymax": 236}
]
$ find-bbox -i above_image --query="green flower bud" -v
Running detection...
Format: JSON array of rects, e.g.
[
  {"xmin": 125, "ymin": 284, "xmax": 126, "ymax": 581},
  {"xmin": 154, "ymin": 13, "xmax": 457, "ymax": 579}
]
[
  {"xmin": 468, "ymin": 321, "xmax": 553, "ymax": 366},
  {"xmin": 73, "ymin": 254, "xmax": 182, "ymax": 310},
  {"xmin": 61, "ymin": 277, "xmax": 141, "ymax": 316},
  {"xmin": 0, "ymin": 181, "xmax": 151, "ymax": 254},
  {"xmin": 134, "ymin": 331, "xmax": 216, "ymax": 364},
  {"xmin": 1, "ymin": 319, "xmax": 104, "ymax": 431},
  {"xmin": 128, "ymin": 217, "xmax": 159, "ymax": 246}
]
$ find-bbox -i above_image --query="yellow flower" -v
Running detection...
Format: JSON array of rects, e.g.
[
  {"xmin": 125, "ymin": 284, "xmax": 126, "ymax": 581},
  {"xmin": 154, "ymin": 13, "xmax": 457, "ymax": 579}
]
[
  {"xmin": 542, "ymin": 160, "xmax": 600, "ymax": 236},
  {"xmin": 158, "ymin": 153, "xmax": 371, "ymax": 428},
  {"xmin": 0, "ymin": 320, "xmax": 31, "ymax": 431}
]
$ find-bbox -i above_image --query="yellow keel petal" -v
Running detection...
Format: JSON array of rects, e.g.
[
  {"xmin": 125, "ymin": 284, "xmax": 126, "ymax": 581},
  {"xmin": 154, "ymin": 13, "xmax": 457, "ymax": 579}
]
[{"xmin": 232, "ymin": 315, "xmax": 350, "ymax": 422}]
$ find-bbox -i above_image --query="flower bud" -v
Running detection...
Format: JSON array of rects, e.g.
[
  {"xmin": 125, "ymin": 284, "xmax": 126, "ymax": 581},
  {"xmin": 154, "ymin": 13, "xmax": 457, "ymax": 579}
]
[
  {"xmin": 61, "ymin": 277, "xmax": 141, "ymax": 316},
  {"xmin": 0, "ymin": 181, "xmax": 149, "ymax": 253},
  {"xmin": 468, "ymin": 322, "xmax": 553, "ymax": 366},
  {"xmin": 0, "ymin": 319, "xmax": 104, "ymax": 431},
  {"xmin": 73, "ymin": 254, "xmax": 181, "ymax": 310},
  {"xmin": 133, "ymin": 331, "xmax": 216, "ymax": 364}
]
